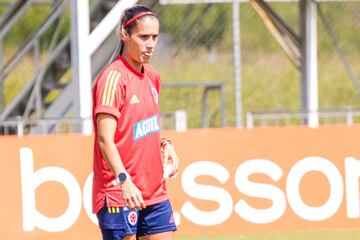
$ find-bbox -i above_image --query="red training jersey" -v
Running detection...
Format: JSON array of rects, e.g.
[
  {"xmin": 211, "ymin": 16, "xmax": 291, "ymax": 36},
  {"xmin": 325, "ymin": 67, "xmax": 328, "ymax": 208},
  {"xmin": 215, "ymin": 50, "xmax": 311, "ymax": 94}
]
[{"xmin": 92, "ymin": 55, "xmax": 168, "ymax": 213}]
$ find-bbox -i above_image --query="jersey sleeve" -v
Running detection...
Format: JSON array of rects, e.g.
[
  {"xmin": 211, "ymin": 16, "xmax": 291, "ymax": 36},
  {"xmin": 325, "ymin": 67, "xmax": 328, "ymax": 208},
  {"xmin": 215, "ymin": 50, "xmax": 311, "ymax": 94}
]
[{"xmin": 93, "ymin": 69, "xmax": 124, "ymax": 120}]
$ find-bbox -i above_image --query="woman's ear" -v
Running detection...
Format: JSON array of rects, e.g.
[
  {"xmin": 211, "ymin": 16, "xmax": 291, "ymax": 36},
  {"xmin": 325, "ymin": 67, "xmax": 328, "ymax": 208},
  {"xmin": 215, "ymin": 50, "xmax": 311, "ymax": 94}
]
[{"xmin": 120, "ymin": 27, "xmax": 129, "ymax": 42}]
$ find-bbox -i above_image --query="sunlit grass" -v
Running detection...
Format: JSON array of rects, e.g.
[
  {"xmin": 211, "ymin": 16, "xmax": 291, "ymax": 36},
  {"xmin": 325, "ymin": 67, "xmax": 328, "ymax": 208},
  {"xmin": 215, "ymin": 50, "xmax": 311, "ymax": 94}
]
[
  {"xmin": 177, "ymin": 230, "xmax": 360, "ymax": 240},
  {"xmin": 152, "ymin": 48, "xmax": 360, "ymax": 128},
  {"xmin": 3, "ymin": 55, "xmax": 36, "ymax": 106},
  {"xmin": 4, "ymin": 49, "xmax": 359, "ymax": 128}
]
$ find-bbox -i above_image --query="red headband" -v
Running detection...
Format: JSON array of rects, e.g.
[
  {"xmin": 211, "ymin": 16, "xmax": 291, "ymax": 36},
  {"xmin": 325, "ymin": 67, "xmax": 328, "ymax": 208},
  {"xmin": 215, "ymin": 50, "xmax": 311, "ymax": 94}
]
[{"xmin": 123, "ymin": 12, "xmax": 156, "ymax": 28}]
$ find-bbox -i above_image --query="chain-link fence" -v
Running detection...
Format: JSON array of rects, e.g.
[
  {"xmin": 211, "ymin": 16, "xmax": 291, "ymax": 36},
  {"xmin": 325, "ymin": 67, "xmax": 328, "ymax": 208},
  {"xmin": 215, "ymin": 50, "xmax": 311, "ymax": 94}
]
[
  {"xmin": 145, "ymin": 1, "xmax": 360, "ymax": 128},
  {"xmin": 1, "ymin": 1, "xmax": 360, "ymax": 131}
]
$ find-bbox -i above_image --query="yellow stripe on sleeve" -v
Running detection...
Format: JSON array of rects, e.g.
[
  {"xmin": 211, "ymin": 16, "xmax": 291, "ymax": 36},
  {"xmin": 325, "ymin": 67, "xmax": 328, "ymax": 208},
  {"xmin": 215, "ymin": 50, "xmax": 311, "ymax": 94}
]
[
  {"xmin": 105, "ymin": 71, "xmax": 119, "ymax": 106},
  {"xmin": 101, "ymin": 71, "xmax": 115, "ymax": 105},
  {"xmin": 108, "ymin": 72, "xmax": 121, "ymax": 107},
  {"xmin": 104, "ymin": 72, "xmax": 116, "ymax": 106}
]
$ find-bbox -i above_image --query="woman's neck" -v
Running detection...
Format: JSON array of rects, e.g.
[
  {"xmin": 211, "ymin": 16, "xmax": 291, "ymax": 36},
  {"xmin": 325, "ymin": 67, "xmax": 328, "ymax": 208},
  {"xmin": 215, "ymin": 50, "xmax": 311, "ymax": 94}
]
[{"xmin": 122, "ymin": 53, "xmax": 142, "ymax": 72}]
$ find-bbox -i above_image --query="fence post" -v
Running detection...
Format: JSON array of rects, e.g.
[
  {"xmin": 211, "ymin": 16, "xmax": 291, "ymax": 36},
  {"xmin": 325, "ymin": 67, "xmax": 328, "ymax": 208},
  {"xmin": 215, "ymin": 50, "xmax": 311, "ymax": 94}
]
[
  {"xmin": 201, "ymin": 87, "xmax": 209, "ymax": 128},
  {"xmin": 246, "ymin": 112, "xmax": 253, "ymax": 129},
  {"xmin": 175, "ymin": 110, "xmax": 187, "ymax": 132},
  {"xmin": 346, "ymin": 108, "xmax": 353, "ymax": 126},
  {"xmin": 16, "ymin": 116, "xmax": 24, "ymax": 137}
]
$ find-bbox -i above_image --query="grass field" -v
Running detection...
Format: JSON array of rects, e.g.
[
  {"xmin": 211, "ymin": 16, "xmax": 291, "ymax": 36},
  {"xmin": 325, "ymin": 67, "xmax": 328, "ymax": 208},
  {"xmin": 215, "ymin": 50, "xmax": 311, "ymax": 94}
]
[
  {"xmin": 2, "ymin": 3, "xmax": 359, "ymax": 128},
  {"xmin": 4, "ymin": 49, "xmax": 360, "ymax": 128},
  {"xmin": 154, "ymin": 49, "xmax": 360, "ymax": 128},
  {"xmin": 176, "ymin": 230, "xmax": 360, "ymax": 240},
  {"xmin": 3, "ymin": 3, "xmax": 359, "ymax": 127}
]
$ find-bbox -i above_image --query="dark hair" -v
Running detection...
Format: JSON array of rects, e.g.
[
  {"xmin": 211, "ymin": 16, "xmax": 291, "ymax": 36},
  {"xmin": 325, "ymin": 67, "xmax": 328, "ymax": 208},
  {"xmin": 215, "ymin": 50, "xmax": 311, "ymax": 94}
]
[
  {"xmin": 109, "ymin": 5, "xmax": 158, "ymax": 63},
  {"xmin": 120, "ymin": 5, "xmax": 156, "ymax": 34}
]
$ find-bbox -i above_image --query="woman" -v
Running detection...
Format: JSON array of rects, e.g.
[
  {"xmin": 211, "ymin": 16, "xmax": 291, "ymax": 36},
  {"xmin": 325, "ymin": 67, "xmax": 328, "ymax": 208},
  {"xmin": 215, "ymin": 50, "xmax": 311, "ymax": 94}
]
[{"xmin": 92, "ymin": 5, "xmax": 179, "ymax": 240}]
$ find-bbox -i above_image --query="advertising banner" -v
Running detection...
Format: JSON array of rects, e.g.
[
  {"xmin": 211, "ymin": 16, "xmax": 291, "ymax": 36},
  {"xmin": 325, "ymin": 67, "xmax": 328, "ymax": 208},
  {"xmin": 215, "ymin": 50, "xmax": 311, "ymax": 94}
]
[{"xmin": 1, "ymin": 125, "xmax": 360, "ymax": 239}]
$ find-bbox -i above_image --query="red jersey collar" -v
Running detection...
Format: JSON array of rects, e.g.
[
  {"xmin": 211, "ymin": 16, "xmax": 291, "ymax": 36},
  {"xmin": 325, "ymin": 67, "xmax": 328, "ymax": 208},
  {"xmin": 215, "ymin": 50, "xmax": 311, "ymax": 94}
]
[{"xmin": 118, "ymin": 55, "xmax": 145, "ymax": 78}]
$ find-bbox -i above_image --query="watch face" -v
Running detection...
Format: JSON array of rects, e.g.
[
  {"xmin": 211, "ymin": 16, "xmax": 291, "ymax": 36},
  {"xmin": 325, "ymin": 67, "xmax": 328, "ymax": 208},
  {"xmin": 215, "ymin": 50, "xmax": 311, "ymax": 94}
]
[{"xmin": 119, "ymin": 173, "xmax": 127, "ymax": 182}]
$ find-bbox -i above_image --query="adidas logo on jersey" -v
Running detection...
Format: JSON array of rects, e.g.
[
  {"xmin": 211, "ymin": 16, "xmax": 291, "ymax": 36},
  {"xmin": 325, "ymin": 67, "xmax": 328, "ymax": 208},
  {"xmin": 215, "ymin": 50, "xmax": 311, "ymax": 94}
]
[{"xmin": 130, "ymin": 94, "xmax": 140, "ymax": 104}]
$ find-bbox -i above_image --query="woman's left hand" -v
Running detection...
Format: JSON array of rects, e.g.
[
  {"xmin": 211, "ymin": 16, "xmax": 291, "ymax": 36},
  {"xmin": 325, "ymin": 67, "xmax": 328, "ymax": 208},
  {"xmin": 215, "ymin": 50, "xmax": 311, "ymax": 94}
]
[{"xmin": 162, "ymin": 143, "xmax": 179, "ymax": 179}]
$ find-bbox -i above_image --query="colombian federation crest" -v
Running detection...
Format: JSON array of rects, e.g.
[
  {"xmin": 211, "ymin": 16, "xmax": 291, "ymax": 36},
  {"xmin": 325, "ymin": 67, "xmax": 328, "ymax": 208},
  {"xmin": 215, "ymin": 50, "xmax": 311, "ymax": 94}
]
[
  {"xmin": 151, "ymin": 87, "xmax": 158, "ymax": 104},
  {"xmin": 127, "ymin": 211, "xmax": 138, "ymax": 226}
]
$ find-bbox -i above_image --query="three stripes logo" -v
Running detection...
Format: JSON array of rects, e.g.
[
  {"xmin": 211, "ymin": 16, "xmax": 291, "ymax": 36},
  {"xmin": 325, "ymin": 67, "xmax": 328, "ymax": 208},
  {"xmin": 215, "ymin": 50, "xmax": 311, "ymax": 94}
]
[
  {"xmin": 107, "ymin": 207, "xmax": 120, "ymax": 214},
  {"xmin": 129, "ymin": 94, "xmax": 140, "ymax": 105},
  {"xmin": 102, "ymin": 70, "xmax": 121, "ymax": 107}
]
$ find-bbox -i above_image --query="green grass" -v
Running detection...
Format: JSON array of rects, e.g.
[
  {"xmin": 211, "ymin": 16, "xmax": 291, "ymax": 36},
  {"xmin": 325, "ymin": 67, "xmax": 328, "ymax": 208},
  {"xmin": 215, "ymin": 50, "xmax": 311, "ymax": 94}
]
[
  {"xmin": 2, "ymin": 2, "xmax": 360, "ymax": 128},
  {"xmin": 153, "ymin": 47, "xmax": 360, "ymax": 128},
  {"xmin": 177, "ymin": 231, "xmax": 360, "ymax": 240},
  {"xmin": 4, "ymin": 48, "xmax": 359, "ymax": 128},
  {"xmin": 3, "ymin": 55, "xmax": 36, "ymax": 106}
]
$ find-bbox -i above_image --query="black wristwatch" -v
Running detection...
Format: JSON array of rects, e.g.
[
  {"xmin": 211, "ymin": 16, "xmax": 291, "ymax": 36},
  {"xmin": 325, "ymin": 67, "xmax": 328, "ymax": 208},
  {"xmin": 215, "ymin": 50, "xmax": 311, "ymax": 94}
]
[
  {"xmin": 112, "ymin": 172, "xmax": 129, "ymax": 186},
  {"xmin": 118, "ymin": 172, "xmax": 128, "ymax": 183}
]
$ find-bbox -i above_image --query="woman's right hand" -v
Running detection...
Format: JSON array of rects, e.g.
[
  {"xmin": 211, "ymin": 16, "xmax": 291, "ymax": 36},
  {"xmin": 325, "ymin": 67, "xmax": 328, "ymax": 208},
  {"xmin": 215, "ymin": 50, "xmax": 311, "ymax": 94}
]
[{"xmin": 120, "ymin": 179, "xmax": 146, "ymax": 210}]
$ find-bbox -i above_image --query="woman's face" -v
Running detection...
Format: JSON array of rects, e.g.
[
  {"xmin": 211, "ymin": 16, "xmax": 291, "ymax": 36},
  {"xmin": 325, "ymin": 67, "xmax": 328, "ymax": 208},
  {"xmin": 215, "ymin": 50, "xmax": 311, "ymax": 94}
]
[{"xmin": 123, "ymin": 17, "xmax": 159, "ymax": 69}]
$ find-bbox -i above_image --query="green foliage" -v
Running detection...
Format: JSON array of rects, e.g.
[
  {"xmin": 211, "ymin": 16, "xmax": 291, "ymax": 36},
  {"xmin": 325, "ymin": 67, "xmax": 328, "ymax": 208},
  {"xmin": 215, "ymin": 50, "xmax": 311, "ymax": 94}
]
[
  {"xmin": 1, "ymin": 4, "xmax": 70, "ymax": 52},
  {"xmin": 3, "ymin": 6, "xmax": 52, "ymax": 48},
  {"xmin": 0, "ymin": 6, "xmax": 7, "ymax": 16},
  {"xmin": 319, "ymin": 53, "xmax": 360, "ymax": 108},
  {"xmin": 40, "ymin": 8, "xmax": 70, "ymax": 50},
  {"xmin": 153, "ymin": 45, "xmax": 360, "ymax": 128},
  {"xmin": 155, "ymin": 4, "xmax": 230, "ymax": 49},
  {"xmin": 2, "ymin": 2, "xmax": 360, "ymax": 128}
]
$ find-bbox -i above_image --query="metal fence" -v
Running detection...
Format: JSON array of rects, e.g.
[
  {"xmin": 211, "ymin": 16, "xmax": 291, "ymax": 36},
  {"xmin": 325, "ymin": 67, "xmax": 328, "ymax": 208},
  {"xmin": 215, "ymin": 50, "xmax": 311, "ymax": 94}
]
[
  {"xmin": 0, "ymin": 112, "xmax": 190, "ymax": 136},
  {"xmin": 1, "ymin": 1, "xmax": 360, "ymax": 132},
  {"xmin": 247, "ymin": 107, "xmax": 360, "ymax": 128},
  {"xmin": 0, "ymin": 117, "xmax": 87, "ymax": 136},
  {"xmin": 0, "ymin": 80, "xmax": 225, "ymax": 135},
  {"xmin": 2, "ymin": 107, "xmax": 360, "ymax": 136},
  {"xmin": 147, "ymin": 1, "xmax": 360, "ymax": 127}
]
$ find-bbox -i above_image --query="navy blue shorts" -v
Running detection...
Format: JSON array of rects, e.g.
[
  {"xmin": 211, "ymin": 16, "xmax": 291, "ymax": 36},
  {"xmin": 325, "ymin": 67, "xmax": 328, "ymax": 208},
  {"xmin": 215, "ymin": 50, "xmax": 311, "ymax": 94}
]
[{"xmin": 96, "ymin": 199, "xmax": 177, "ymax": 239}]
